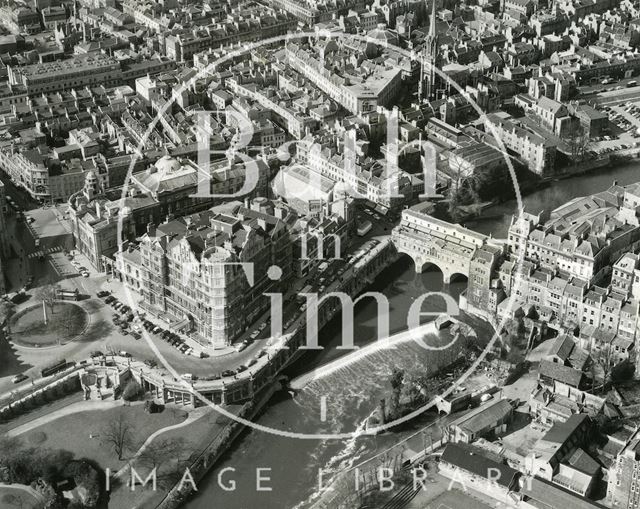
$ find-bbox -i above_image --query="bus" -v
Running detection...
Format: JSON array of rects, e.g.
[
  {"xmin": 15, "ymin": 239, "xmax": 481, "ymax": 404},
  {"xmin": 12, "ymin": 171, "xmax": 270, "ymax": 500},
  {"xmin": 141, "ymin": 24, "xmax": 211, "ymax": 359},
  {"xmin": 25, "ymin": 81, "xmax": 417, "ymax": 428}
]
[
  {"xmin": 56, "ymin": 288, "xmax": 79, "ymax": 301},
  {"xmin": 41, "ymin": 359, "xmax": 69, "ymax": 377}
]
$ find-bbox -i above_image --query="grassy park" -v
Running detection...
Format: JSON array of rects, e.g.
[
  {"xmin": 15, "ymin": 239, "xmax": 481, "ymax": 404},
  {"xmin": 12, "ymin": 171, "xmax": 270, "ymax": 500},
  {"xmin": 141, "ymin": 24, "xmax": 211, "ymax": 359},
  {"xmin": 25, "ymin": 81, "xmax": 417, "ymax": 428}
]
[{"xmin": 21, "ymin": 403, "xmax": 189, "ymax": 472}]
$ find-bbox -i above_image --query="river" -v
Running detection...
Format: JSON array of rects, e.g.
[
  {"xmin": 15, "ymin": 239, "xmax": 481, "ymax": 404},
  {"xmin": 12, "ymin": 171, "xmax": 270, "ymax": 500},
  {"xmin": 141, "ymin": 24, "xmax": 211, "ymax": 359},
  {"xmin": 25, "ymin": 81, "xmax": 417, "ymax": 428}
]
[{"xmin": 185, "ymin": 161, "xmax": 640, "ymax": 509}]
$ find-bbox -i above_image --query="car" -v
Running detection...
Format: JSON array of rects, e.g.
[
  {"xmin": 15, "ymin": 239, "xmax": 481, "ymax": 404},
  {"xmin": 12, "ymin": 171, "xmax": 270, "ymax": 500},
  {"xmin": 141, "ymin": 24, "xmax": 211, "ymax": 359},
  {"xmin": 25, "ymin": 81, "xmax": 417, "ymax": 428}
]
[
  {"xmin": 12, "ymin": 373, "xmax": 28, "ymax": 384},
  {"xmin": 236, "ymin": 365, "xmax": 247, "ymax": 373},
  {"xmin": 90, "ymin": 350, "xmax": 104, "ymax": 357},
  {"xmin": 131, "ymin": 332, "xmax": 141, "ymax": 340},
  {"xmin": 235, "ymin": 341, "xmax": 249, "ymax": 353},
  {"xmin": 181, "ymin": 373, "xmax": 194, "ymax": 381},
  {"xmin": 152, "ymin": 326, "xmax": 162, "ymax": 334},
  {"xmin": 222, "ymin": 370, "xmax": 235, "ymax": 377},
  {"xmin": 185, "ymin": 348, "xmax": 194, "ymax": 356},
  {"xmin": 162, "ymin": 330, "xmax": 172, "ymax": 339},
  {"xmin": 119, "ymin": 351, "xmax": 131, "ymax": 358},
  {"xmin": 97, "ymin": 290, "xmax": 109, "ymax": 298},
  {"xmin": 250, "ymin": 330, "xmax": 260, "ymax": 340},
  {"xmin": 105, "ymin": 295, "xmax": 115, "ymax": 304},
  {"xmin": 121, "ymin": 329, "xmax": 129, "ymax": 336}
]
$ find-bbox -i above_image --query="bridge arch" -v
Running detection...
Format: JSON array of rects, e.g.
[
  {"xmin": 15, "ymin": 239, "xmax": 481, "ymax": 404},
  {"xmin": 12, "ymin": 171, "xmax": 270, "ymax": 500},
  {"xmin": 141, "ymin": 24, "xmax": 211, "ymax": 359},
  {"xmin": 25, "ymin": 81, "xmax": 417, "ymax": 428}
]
[
  {"xmin": 448, "ymin": 272, "xmax": 469, "ymax": 284},
  {"xmin": 394, "ymin": 247, "xmax": 457, "ymax": 284}
]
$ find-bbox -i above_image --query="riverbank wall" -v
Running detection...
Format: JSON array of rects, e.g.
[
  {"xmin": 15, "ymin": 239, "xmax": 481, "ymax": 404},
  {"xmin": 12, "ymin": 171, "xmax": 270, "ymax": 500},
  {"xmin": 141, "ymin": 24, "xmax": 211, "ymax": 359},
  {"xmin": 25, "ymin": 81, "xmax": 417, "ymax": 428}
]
[{"xmin": 154, "ymin": 384, "xmax": 278, "ymax": 509}]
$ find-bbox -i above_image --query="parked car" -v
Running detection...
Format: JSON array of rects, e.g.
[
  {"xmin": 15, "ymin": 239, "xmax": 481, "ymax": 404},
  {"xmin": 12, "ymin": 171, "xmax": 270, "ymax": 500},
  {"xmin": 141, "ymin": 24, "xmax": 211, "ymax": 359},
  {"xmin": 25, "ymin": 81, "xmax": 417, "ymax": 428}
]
[
  {"xmin": 12, "ymin": 373, "xmax": 28, "ymax": 384},
  {"xmin": 105, "ymin": 295, "xmax": 115, "ymax": 304},
  {"xmin": 97, "ymin": 290, "xmax": 110, "ymax": 298},
  {"xmin": 222, "ymin": 370, "xmax": 235, "ymax": 377},
  {"xmin": 131, "ymin": 332, "xmax": 141, "ymax": 340}
]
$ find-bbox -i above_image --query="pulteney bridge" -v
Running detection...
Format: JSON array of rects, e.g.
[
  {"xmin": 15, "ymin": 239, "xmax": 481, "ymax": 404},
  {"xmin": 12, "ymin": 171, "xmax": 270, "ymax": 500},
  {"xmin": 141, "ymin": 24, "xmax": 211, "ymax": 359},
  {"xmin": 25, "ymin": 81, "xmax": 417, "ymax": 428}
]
[{"xmin": 391, "ymin": 203, "xmax": 503, "ymax": 283}]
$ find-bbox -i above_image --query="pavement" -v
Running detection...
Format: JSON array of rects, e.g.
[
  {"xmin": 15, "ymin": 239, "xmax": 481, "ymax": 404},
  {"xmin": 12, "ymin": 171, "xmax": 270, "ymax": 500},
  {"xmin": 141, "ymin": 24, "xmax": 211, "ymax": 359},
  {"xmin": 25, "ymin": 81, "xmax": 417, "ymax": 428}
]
[{"xmin": 6, "ymin": 399, "xmax": 138, "ymax": 437}]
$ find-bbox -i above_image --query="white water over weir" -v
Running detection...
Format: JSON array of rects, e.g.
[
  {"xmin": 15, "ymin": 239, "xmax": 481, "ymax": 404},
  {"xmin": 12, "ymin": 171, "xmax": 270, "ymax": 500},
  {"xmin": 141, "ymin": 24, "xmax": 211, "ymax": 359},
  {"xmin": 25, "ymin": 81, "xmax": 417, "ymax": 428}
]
[{"xmin": 289, "ymin": 316, "xmax": 456, "ymax": 390}]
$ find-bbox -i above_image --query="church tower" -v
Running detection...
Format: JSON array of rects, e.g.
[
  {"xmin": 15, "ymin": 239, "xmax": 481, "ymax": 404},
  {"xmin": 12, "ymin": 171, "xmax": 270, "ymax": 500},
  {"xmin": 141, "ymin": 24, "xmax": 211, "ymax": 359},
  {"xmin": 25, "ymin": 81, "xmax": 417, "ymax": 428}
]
[{"xmin": 419, "ymin": 0, "xmax": 440, "ymax": 102}]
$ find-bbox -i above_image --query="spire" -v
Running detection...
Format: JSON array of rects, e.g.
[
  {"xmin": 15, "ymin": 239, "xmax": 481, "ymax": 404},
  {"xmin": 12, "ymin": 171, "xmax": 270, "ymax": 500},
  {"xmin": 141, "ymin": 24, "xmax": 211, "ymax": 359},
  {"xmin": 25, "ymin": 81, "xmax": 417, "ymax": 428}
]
[{"xmin": 429, "ymin": 0, "xmax": 437, "ymax": 38}]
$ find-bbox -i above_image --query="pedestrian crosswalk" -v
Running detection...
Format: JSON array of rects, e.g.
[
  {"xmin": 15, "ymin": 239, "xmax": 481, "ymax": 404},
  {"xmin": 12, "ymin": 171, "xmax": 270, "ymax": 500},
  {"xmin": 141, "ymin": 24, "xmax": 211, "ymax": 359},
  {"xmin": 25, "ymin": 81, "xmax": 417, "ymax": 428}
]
[{"xmin": 27, "ymin": 245, "xmax": 64, "ymax": 259}]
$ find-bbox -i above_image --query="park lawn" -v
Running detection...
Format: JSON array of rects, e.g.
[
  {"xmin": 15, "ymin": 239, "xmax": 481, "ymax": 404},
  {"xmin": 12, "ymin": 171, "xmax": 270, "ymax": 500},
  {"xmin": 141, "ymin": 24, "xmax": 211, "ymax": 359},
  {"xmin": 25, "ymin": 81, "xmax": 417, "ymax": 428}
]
[
  {"xmin": 107, "ymin": 405, "xmax": 243, "ymax": 509},
  {"xmin": 21, "ymin": 403, "xmax": 189, "ymax": 472},
  {"xmin": 0, "ymin": 485, "xmax": 42, "ymax": 509}
]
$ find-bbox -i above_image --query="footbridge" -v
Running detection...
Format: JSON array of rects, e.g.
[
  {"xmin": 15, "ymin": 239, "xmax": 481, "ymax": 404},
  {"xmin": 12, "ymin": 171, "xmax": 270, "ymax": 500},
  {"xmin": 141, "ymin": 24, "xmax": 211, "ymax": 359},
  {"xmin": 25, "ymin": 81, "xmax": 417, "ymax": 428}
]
[{"xmin": 391, "ymin": 204, "xmax": 504, "ymax": 283}]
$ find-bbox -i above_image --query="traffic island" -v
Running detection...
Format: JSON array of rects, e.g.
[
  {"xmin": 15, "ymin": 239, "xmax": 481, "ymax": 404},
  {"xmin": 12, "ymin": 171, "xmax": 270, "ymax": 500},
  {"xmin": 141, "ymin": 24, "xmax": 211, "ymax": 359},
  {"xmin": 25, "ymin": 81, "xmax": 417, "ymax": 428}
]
[{"xmin": 9, "ymin": 301, "xmax": 89, "ymax": 347}]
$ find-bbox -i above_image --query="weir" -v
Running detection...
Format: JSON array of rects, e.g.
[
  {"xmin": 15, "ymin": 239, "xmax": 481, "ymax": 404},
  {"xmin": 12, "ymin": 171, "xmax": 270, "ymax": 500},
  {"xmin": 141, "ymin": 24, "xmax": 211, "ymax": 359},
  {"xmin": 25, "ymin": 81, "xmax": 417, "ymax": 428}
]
[{"xmin": 289, "ymin": 316, "xmax": 456, "ymax": 390}]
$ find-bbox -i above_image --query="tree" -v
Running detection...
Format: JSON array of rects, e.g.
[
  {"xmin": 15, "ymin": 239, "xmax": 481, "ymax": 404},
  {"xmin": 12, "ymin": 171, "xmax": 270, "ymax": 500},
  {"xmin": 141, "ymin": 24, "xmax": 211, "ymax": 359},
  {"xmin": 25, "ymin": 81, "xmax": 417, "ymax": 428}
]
[
  {"xmin": 563, "ymin": 123, "xmax": 591, "ymax": 167},
  {"xmin": 138, "ymin": 437, "xmax": 187, "ymax": 487},
  {"xmin": 590, "ymin": 344, "xmax": 615, "ymax": 390},
  {"xmin": 63, "ymin": 460, "xmax": 101, "ymax": 508},
  {"xmin": 101, "ymin": 410, "xmax": 134, "ymax": 460},
  {"xmin": 122, "ymin": 380, "xmax": 142, "ymax": 402},
  {"xmin": 0, "ymin": 300, "xmax": 15, "ymax": 327},
  {"xmin": 51, "ymin": 304, "xmax": 78, "ymax": 340},
  {"xmin": 446, "ymin": 153, "xmax": 494, "ymax": 222},
  {"xmin": 33, "ymin": 282, "xmax": 60, "ymax": 316}
]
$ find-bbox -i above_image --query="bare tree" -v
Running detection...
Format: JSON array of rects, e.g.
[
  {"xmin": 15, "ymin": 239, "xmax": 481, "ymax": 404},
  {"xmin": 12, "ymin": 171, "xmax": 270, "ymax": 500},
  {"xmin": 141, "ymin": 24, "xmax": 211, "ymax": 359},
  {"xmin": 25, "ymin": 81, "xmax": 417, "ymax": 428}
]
[
  {"xmin": 137, "ymin": 437, "xmax": 186, "ymax": 471},
  {"xmin": 563, "ymin": 123, "xmax": 591, "ymax": 167},
  {"xmin": 446, "ymin": 152, "xmax": 491, "ymax": 221},
  {"xmin": 33, "ymin": 282, "xmax": 60, "ymax": 315},
  {"xmin": 590, "ymin": 344, "xmax": 616, "ymax": 390},
  {"xmin": 51, "ymin": 304, "xmax": 78, "ymax": 340},
  {"xmin": 101, "ymin": 410, "xmax": 135, "ymax": 460}
]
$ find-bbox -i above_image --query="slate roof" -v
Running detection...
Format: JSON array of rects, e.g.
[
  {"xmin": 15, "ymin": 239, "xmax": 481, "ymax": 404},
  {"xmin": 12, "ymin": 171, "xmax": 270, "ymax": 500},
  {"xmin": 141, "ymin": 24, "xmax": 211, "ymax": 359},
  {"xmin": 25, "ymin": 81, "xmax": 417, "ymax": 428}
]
[
  {"xmin": 538, "ymin": 360, "xmax": 583, "ymax": 387},
  {"xmin": 440, "ymin": 443, "xmax": 518, "ymax": 488}
]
